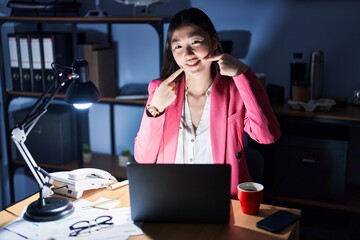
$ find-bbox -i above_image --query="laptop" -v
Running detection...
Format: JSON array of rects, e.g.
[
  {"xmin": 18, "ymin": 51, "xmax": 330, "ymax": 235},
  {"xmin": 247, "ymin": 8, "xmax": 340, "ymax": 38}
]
[{"xmin": 127, "ymin": 163, "xmax": 231, "ymax": 224}]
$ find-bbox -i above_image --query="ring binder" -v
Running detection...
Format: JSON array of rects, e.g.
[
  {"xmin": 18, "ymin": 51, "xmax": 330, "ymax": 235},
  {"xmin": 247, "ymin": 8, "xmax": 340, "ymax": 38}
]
[
  {"xmin": 7, "ymin": 34, "xmax": 21, "ymax": 91},
  {"xmin": 41, "ymin": 33, "xmax": 73, "ymax": 91},
  {"xmin": 30, "ymin": 35, "xmax": 43, "ymax": 92},
  {"xmin": 18, "ymin": 34, "xmax": 32, "ymax": 91}
]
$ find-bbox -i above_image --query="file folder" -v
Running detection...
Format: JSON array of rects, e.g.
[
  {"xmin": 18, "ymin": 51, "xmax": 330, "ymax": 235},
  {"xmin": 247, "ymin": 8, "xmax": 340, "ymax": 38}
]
[
  {"xmin": 42, "ymin": 35, "xmax": 55, "ymax": 89},
  {"xmin": 41, "ymin": 33, "xmax": 73, "ymax": 90},
  {"xmin": 18, "ymin": 35, "xmax": 32, "ymax": 91},
  {"xmin": 8, "ymin": 34, "xmax": 21, "ymax": 91},
  {"xmin": 29, "ymin": 35, "xmax": 43, "ymax": 92}
]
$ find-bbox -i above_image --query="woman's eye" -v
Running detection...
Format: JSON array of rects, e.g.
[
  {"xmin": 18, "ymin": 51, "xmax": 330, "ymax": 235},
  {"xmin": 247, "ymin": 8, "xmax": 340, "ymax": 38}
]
[{"xmin": 173, "ymin": 45, "xmax": 182, "ymax": 50}]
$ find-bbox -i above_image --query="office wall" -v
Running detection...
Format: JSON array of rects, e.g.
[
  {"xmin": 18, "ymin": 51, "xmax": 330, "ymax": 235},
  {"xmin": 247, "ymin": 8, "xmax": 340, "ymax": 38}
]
[
  {"xmin": 91, "ymin": 0, "xmax": 360, "ymax": 154},
  {"xmin": 90, "ymin": 0, "xmax": 360, "ymax": 101},
  {"xmin": 1, "ymin": 1, "xmax": 359, "ymax": 154},
  {"xmin": 194, "ymin": 0, "xmax": 360, "ymax": 100}
]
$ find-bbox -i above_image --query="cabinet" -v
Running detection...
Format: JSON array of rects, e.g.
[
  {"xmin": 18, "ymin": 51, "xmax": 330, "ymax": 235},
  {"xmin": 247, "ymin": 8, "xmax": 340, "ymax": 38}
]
[
  {"xmin": 0, "ymin": 16, "xmax": 166, "ymax": 201},
  {"xmin": 249, "ymin": 103, "xmax": 360, "ymax": 212}
]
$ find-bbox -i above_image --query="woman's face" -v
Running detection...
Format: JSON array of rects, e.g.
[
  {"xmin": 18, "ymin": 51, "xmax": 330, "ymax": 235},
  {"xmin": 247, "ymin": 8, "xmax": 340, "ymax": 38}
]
[{"xmin": 170, "ymin": 24, "xmax": 217, "ymax": 75}]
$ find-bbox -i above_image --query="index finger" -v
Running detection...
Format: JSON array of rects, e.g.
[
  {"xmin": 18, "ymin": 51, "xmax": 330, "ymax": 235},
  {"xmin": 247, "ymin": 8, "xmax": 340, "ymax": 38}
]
[
  {"xmin": 203, "ymin": 54, "xmax": 222, "ymax": 62},
  {"xmin": 165, "ymin": 68, "xmax": 184, "ymax": 83}
]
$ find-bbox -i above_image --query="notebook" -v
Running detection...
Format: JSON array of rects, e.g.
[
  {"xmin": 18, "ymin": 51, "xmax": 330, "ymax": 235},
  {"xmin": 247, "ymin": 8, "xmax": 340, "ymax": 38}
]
[{"xmin": 127, "ymin": 163, "xmax": 231, "ymax": 224}]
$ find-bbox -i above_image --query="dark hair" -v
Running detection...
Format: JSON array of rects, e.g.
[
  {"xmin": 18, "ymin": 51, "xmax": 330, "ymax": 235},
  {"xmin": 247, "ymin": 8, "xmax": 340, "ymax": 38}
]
[{"xmin": 161, "ymin": 8, "xmax": 223, "ymax": 79}]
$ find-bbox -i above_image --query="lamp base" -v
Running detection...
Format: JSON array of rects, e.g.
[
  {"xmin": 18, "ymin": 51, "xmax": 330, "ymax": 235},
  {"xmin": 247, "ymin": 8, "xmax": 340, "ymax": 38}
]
[{"xmin": 24, "ymin": 197, "xmax": 75, "ymax": 222}]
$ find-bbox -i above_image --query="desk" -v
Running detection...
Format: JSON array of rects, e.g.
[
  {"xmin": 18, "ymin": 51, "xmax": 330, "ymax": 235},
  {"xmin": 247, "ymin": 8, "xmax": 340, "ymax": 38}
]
[
  {"xmin": 251, "ymin": 103, "xmax": 360, "ymax": 211},
  {"xmin": 1, "ymin": 186, "xmax": 300, "ymax": 240}
]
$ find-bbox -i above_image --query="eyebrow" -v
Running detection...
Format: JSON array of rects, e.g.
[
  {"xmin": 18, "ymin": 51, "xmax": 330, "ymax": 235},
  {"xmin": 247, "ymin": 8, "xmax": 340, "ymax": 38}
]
[{"xmin": 171, "ymin": 29, "xmax": 204, "ymax": 44}]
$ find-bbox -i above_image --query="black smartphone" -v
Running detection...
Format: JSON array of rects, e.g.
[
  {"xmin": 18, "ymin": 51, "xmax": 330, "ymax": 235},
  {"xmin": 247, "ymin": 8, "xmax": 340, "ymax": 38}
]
[{"xmin": 256, "ymin": 210, "xmax": 300, "ymax": 233}]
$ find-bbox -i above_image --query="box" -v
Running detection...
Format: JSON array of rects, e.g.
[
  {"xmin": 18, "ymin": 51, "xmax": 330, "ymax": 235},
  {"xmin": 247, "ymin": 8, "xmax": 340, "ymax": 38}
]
[
  {"xmin": 272, "ymin": 135, "xmax": 348, "ymax": 202},
  {"xmin": 12, "ymin": 104, "xmax": 78, "ymax": 165}
]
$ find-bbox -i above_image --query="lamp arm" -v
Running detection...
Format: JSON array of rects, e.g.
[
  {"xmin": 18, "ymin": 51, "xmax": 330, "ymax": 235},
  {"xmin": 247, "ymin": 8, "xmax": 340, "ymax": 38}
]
[
  {"xmin": 12, "ymin": 131, "xmax": 53, "ymax": 198},
  {"xmin": 19, "ymin": 71, "xmax": 70, "ymax": 130},
  {"xmin": 10, "ymin": 71, "xmax": 71, "ymax": 198}
]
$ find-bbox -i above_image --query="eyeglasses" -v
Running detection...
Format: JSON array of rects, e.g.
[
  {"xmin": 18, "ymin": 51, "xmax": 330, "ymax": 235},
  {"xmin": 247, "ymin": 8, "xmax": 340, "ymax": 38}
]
[{"xmin": 69, "ymin": 215, "xmax": 114, "ymax": 237}]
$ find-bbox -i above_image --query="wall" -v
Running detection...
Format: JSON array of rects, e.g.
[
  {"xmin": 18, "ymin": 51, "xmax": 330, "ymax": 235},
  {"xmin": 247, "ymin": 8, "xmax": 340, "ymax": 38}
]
[
  {"xmin": 1, "ymin": 0, "xmax": 359, "ymax": 154},
  {"xmin": 194, "ymin": 0, "xmax": 360, "ymax": 100},
  {"xmin": 88, "ymin": 0, "xmax": 360, "ymax": 154}
]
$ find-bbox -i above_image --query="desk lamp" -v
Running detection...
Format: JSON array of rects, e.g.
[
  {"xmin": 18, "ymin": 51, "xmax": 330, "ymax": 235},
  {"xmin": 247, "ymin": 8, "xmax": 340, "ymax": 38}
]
[{"xmin": 10, "ymin": 59, "xmax": 101, "ymax": 222}]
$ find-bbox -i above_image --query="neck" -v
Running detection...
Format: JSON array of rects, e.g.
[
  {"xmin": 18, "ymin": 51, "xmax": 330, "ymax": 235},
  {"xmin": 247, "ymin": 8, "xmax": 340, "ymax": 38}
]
[{"xmin": 185, "ymin": 72, "xmax": 214, "ymax": 97}]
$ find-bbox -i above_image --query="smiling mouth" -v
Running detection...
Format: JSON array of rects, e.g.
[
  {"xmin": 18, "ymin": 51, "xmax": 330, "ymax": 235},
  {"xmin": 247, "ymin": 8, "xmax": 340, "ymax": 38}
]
[{"xmin": 185, "ymin": 59, "xmax": 200, "ymax": 66}]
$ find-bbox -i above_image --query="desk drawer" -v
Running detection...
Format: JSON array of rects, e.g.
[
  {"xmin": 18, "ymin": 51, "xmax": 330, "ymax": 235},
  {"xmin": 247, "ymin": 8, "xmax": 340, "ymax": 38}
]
[{"xmin": 272, "ymin": 136, "xmax": 348, "ymax": 202}]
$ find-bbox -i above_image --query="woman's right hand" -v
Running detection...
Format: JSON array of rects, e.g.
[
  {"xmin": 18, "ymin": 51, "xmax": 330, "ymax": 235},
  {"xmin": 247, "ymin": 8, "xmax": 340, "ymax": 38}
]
[{"xmin": 149, "ymin": 68, "xmax": 184, "ymax": 112}]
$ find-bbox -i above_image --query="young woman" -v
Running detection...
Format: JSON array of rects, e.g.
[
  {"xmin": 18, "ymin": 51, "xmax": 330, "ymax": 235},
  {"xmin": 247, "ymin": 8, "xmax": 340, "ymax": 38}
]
[{"xmin": 134, "ymin": 8, "xmax": 280, "ymax": 197}]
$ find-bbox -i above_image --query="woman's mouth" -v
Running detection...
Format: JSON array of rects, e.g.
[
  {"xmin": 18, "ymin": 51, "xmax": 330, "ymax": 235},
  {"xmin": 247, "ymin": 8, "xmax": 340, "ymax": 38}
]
[{"xmin": 185, "ymin": 59, "xmax": 200, "ymax": 67}]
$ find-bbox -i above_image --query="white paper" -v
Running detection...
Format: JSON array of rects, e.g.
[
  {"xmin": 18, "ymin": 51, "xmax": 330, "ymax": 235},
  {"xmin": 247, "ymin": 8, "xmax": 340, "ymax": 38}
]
[{"xmin": 0, "ymin": 199, "xmax": 143, "ymax": 240}]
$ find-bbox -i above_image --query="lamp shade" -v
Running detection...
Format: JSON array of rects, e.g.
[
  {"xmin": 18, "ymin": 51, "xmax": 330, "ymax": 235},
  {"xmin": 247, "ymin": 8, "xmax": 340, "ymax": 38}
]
[{"xmin": 64, "ymin": 59, "xmax": 101, "ymax": 105}]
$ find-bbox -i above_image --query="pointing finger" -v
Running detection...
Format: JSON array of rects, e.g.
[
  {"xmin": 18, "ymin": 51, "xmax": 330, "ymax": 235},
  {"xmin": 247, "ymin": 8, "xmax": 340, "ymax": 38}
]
[
  {"xmin": 203, "ymin": 54, "xmax": 222, "ymax": 62},
  {"xmin": 165, "ymin": 68, "xmax": 184, "ymax": 83}
]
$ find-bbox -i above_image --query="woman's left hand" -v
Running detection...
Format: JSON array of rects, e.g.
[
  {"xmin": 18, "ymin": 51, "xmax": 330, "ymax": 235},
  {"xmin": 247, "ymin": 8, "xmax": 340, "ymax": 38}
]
[{"xmin": 204, "ymin": 53, "xmax": 248, "ymax": 77}]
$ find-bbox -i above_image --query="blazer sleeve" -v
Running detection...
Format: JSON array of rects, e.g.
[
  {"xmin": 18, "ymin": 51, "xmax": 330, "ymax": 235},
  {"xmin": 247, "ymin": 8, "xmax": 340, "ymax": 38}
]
[
  {"xmin": 233, "ymin": 68, "xmax": 281, "ymax": 144},
  {"xmin": 134, "ymin": 79, "xmax": 165, "ymax": 163}
]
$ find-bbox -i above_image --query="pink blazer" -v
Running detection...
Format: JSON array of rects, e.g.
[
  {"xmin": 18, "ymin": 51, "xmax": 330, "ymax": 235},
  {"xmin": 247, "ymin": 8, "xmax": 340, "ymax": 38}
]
[{"xmin": 134, "ymin": 68, "xmax": 281, "ymax": 197}]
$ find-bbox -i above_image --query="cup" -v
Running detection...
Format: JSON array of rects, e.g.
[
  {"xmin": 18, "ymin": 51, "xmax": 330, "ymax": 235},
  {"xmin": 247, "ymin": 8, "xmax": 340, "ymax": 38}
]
[
  {"xmin": 292, "ymin": 82, "xmax": 310, "ymax": 102},
  {"xmin": 237, "ymin": 182, "xmax": 264, "ymax": 215}
]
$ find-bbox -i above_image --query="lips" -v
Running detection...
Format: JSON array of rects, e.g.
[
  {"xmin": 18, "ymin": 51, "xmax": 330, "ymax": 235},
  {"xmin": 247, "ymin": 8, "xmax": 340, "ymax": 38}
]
[{"xmin": 185, "ymin": 59, "xmax": 200, "ymax": 66}]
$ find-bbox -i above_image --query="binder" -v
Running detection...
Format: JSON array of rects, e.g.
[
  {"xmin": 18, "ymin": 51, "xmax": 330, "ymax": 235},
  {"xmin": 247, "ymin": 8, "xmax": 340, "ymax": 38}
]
[
  {"xmin": 81, "ymin": 43, "xmax": 117, "ymax": 98},
  {"xmin": 29, "ymin": 35, "xmax": 43, "ymax": 92},
  {"xmin": 41, "ymin": 33, "xmax": 73, "ymax": 90},
  {"xmin": 18, "ymin": 34, "xmax": 32, "ymax": 91},
  {"xmin": 7, "ymin": 34, "xmax": 21, "ymax": 91},
  {"xmin": 42, "ymin": 35, "xmax": 56, "ymax": 90}
]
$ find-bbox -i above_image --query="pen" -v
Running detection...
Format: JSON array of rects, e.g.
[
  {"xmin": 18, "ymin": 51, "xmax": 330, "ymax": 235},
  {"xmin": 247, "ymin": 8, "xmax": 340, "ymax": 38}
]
[
  {"xmin": 4, "ymin": 227, "xmax": 29, "ymax": 239},
  {"xmin": 82, "ymin": 199, "xmax": 119, "ymax": 209}
]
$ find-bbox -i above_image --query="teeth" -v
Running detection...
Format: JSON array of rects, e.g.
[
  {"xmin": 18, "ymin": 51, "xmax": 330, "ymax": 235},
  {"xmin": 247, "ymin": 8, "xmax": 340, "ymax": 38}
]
[{"xmin": 186, "ymin": 60, "xmax": 198, "ymax": 66}]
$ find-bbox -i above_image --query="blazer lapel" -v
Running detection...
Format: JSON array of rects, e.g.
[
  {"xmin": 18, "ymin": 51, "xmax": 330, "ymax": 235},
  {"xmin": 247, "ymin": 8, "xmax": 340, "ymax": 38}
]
[
  {"xmin": 210, "ymin": 74, "xmax": 228, "ymax": 164},
  {"xmin": 162, "ymin": 75, "xmax": 185, "ymax": 163}
]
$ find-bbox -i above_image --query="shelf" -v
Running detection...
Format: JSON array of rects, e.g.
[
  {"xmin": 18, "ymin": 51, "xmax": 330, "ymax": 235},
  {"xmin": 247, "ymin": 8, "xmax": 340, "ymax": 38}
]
[
  {"xmin": 0, "ymin": 16, "xmax": 170, "ymax": 24},
  {"xmin": 0, "ymin": 16, "xmax": 169, "ymax": 45},
  {"xmin": 272, "ymin": 103, "xmax": 360, "ymax": 124},
  {"xmin": 0, "ymin": 14, "xmax": 161, "ymax": 203},
  {"xmin": 7, "ymin": 91, "xmax": 147, "ymax": 106}
]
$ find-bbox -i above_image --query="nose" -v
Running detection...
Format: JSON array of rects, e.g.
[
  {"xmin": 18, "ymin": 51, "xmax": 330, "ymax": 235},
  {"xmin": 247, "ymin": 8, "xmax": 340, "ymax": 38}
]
[{"xmin": 184, "ymin": 45, "xmax": 194, "ymax": 56}]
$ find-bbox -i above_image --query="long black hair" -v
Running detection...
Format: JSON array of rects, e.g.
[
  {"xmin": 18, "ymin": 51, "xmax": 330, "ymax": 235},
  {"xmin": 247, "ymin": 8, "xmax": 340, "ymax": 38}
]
[{"xmin": 161, "ymin": 8, "xmax": 224, "ymax": 79}]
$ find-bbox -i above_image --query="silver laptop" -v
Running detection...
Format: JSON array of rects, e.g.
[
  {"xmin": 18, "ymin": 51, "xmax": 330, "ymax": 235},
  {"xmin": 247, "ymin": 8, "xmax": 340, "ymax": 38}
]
[{"xmin": 127, "ymin": 163, "xmax": 231, "ymax": 224}]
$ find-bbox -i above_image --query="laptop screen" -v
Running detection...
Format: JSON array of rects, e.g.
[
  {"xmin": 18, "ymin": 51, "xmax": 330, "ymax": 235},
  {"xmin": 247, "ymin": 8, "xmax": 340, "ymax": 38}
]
[{"xmin": 127, "ymin": 163, "xmax": 231, "ymax": 224}]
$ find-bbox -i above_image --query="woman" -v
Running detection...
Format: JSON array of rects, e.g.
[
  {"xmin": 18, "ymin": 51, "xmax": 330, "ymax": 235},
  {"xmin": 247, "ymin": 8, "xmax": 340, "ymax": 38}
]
[{"xmin": 134, "ymin": 8, "xmax": 280, "ymax": 197}]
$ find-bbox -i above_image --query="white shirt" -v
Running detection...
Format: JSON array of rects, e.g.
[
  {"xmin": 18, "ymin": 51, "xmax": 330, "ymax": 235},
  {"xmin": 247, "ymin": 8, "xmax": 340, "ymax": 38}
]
[{"xmin": 175, "ymin": 85, "xmax": 213, "ymax": 164}]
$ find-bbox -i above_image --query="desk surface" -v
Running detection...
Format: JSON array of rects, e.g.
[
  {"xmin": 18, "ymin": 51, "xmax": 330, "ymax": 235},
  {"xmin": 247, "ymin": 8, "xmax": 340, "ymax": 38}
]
[{"xmin": 1, "ymin": 186, "xmax": 301, "ymax": 240}]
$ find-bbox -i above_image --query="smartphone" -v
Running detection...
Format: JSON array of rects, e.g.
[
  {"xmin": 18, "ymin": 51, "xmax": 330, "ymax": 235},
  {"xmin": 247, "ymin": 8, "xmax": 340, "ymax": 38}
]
[{"xmin": 256, "ymin": 210, "xmax": 300, "ymax": 233}]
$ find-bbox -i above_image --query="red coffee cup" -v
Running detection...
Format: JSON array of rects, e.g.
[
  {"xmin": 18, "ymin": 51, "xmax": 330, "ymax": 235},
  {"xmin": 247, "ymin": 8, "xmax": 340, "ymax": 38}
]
[{"xmin": 237, "ymin": 182, "xmax": 264, "ymax": 215}]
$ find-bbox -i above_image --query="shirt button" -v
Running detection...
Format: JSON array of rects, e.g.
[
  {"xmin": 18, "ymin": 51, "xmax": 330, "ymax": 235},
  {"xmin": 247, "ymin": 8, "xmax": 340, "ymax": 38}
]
[
  {"xmin": 191, "ymin": 139, "xmax": 194, "ymax": 142},
  {"xmin": 189, "ymin": 158, "xmax": 193, "ymax": 162}
]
